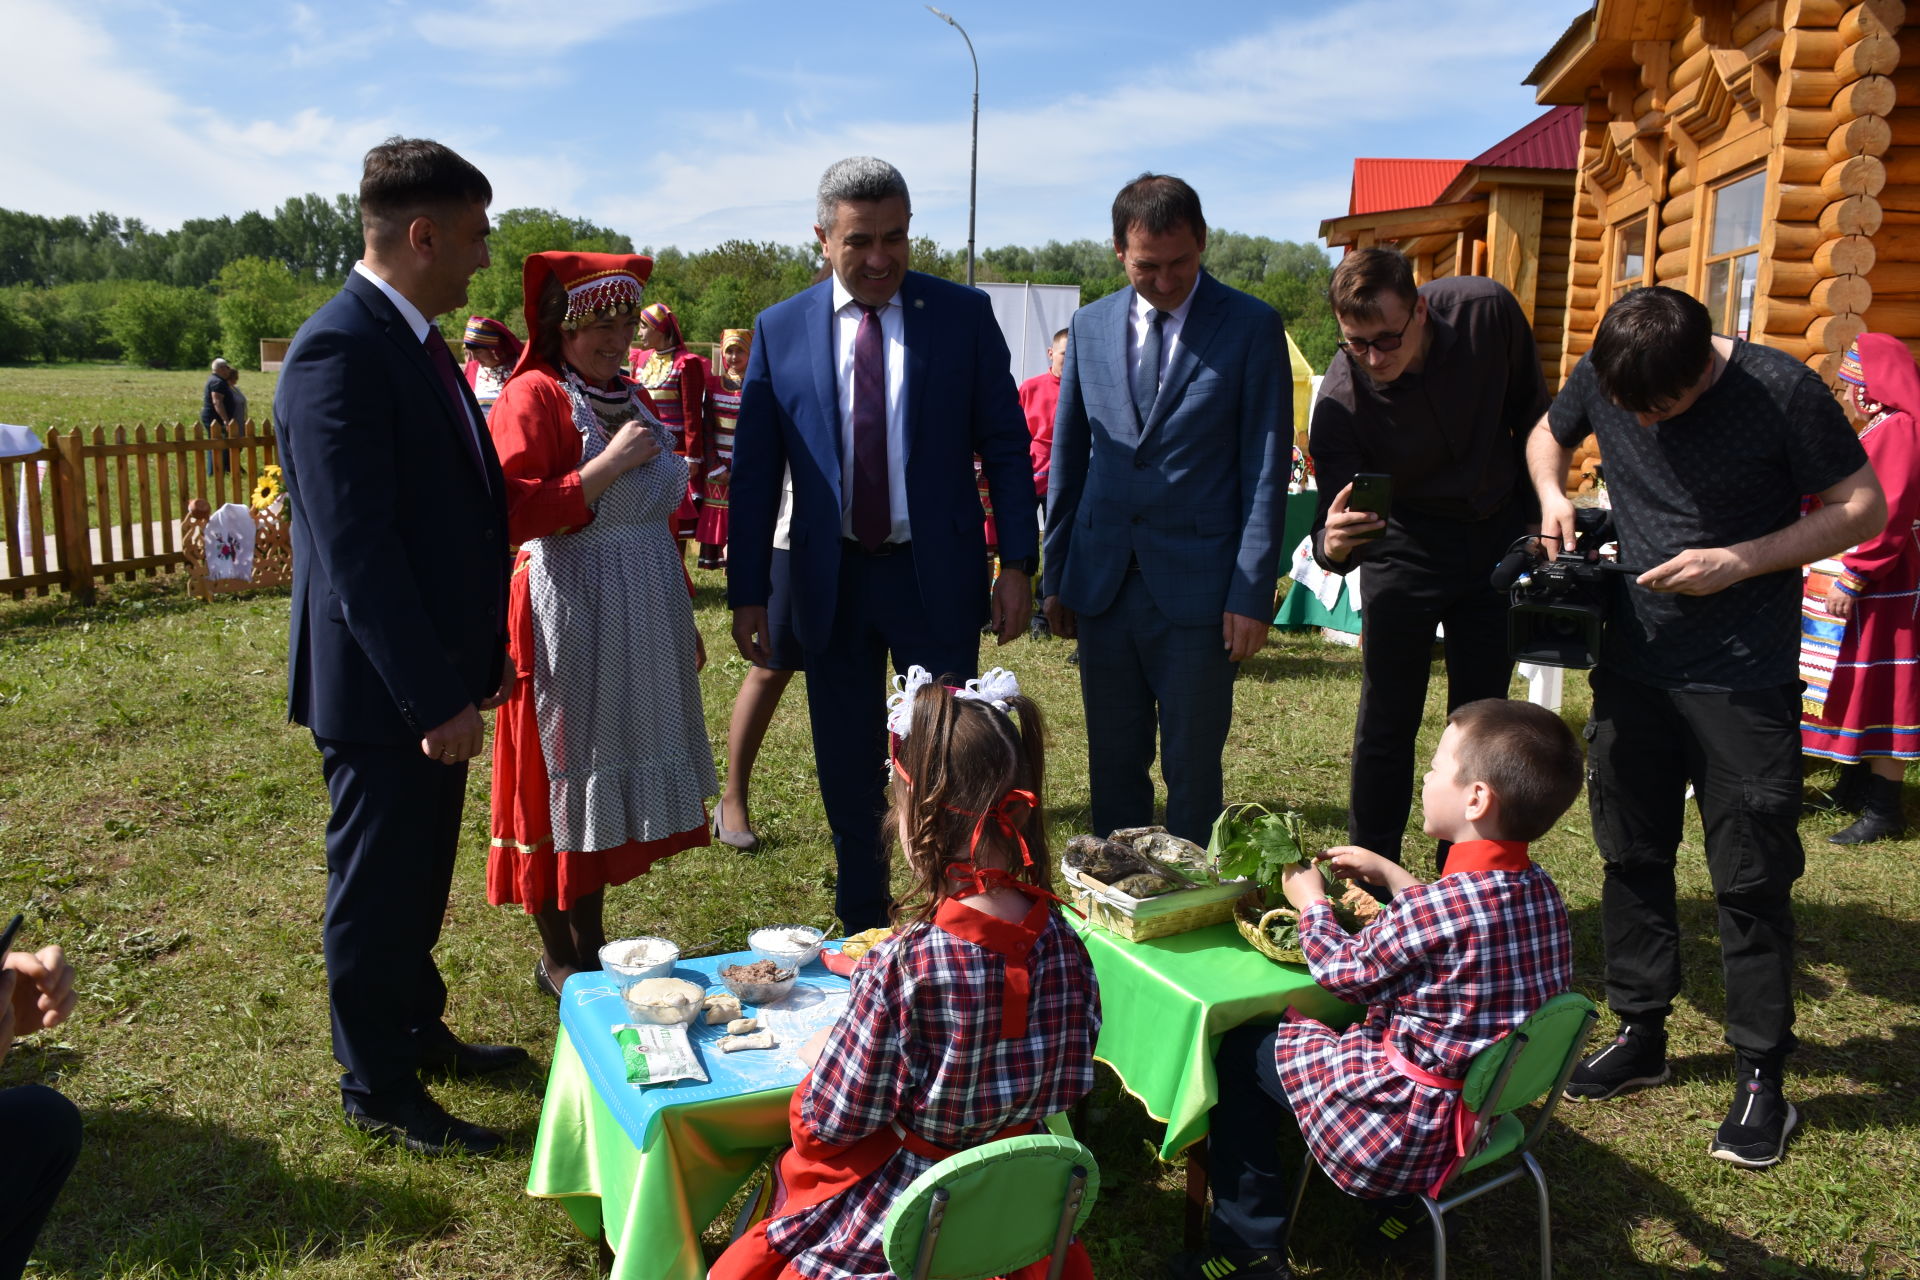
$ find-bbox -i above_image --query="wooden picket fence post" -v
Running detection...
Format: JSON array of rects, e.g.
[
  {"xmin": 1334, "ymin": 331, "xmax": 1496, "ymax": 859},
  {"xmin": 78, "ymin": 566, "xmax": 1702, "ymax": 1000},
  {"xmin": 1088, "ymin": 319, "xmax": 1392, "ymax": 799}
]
[{"xmin": 0, "ymin": 420, "xmax": 281, "ymax": 603}]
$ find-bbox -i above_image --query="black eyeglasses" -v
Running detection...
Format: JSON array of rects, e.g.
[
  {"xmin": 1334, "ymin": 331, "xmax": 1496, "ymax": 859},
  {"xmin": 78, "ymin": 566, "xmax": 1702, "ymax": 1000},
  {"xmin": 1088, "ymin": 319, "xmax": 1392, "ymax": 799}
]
[{"xmin": 1337, "ymin": 313, "xmax": 1416, "ymax": 356}]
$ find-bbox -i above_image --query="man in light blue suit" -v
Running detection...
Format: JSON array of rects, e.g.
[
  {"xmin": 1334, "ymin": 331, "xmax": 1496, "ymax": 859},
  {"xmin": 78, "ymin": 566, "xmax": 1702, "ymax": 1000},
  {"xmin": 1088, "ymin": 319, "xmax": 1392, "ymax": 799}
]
[
  {"xmin": 728, "ymin": 157, "xmax": 1037, "ymax": 930},
  {"xmin": 1044, "ymin": 174, "xmax": 1290, "ymax": 842}
]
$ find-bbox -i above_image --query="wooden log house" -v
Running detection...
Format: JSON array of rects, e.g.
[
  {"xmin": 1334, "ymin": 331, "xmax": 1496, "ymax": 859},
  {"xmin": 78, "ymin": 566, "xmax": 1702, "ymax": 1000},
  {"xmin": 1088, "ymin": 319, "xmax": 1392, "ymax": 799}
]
[
  {"xmin": 1527, "ymin": 0, "xmax": 1912, "ymax": 385},
  {"xmin": 1320, "ymin": 107, "xmax": 1584, "ymax": 391}
]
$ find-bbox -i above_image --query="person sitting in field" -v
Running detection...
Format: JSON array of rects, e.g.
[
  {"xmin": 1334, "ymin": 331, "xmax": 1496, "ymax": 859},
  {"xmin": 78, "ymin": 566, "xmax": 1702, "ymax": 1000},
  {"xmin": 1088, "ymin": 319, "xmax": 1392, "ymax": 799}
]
[
  {"xmin": 711, "ymin": 668, "xmax": 1101, "ymax": 1280},
  {"xmin": 1177, "ymin": 698, "xmax": 1580, "ymax": 1280}
]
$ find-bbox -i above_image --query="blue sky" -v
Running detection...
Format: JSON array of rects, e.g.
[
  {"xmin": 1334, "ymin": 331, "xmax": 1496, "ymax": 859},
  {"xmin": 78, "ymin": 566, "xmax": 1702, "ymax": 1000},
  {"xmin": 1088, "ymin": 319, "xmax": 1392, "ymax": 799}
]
[{"xmin": 5, "ymin": 0, "xmax": 1590, "ymax": 257}]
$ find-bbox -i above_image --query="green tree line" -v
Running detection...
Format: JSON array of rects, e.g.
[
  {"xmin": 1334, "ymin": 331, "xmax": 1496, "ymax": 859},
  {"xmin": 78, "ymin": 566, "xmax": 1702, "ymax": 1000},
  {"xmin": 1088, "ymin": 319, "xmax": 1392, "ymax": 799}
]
[{"xmin": 0, "ymin": 197, "xmax": 1339, "ymax": 372}]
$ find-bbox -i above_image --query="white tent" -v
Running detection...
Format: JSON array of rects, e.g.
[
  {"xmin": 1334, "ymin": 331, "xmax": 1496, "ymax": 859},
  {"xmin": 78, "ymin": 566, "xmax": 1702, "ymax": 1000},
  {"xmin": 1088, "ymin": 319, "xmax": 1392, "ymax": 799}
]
[{"xmin": 977, "ymin": 282, "xmax": 1081, "ymax": 384}]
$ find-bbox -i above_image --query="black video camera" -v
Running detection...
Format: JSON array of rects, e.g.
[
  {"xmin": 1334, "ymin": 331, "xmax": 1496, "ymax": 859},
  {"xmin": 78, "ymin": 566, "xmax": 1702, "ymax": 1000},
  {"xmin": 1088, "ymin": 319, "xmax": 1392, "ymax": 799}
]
[{"xmin": 1489, "ymin": 508, "xmax": 1637, "ymax": 670}]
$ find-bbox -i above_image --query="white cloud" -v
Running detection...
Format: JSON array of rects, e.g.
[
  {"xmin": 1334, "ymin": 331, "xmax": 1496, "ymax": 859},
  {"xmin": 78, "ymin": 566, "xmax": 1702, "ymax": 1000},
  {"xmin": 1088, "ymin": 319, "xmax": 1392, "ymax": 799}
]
[
  {"xmin": 0, "ymin": 2, "xmax": 382, "ymax": 223},
  {"xmin": 584, "ymin": 0, "xmax": 1585, "ymax": 251},
  {"xmin": 409, "ymin": 0, "xmax": 718, "ymax": 55}
]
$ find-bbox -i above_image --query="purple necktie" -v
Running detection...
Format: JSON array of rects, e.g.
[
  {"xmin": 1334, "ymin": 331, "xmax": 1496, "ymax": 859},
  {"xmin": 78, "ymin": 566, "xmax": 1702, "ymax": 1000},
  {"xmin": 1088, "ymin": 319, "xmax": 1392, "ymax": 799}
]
[
  {"xmin": 423, "ymin": 327, "xmax": 489, "ymax": 488},
  {"xmin": 850, "ymin": 304, "xmax": 891, "ymax": 551}
]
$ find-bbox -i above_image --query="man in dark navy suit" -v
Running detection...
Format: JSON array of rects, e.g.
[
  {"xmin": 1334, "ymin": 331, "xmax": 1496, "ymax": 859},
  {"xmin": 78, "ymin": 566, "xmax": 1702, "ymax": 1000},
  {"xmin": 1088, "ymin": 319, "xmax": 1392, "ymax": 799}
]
[
  {"xmin": 277, "ymin": 137, "xmax": 521, "ymax": 1156},
  {"xmin": 727, "ymin": 156, "xmax": 1037, "ymax": 931}
]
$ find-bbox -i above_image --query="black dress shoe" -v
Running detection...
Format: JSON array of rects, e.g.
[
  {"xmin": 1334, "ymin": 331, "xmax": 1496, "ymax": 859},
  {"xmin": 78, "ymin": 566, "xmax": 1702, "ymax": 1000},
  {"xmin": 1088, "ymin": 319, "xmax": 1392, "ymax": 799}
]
[
  {"xmin": 418, "ymin": 1038, "xmax": 532, "ymax": 1079},
  {"xmin": 345, "ymin": 1094, "xmax": 504, "ymax": 1157}
]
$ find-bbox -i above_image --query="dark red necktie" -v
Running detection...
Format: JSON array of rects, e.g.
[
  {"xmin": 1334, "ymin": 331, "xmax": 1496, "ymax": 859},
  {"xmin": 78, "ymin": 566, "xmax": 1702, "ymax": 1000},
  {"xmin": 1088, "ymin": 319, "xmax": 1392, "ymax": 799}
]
[
  {"xmin": 423, "ymin": 327, "xmax": 489, "ymax": 488},
  {"xmin": 850, "ymin": 304, "xmax": 891, "ymax": 551}
]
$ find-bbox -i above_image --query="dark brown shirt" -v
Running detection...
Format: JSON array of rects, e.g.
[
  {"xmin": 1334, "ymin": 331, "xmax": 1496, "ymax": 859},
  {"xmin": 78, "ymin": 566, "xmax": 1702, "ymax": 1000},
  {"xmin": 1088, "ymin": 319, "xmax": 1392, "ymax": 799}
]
[{"xmin": 1309, "ymin": 276, "xmax": 1548, "ymax": 574}]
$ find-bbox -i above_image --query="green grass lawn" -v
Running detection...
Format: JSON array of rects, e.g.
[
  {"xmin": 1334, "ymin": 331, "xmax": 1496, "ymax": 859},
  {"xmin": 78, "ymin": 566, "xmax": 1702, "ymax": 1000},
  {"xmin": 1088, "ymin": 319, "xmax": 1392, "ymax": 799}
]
[
  {"xmin": 0, "ymin": 363, "xmax": 281, "ymax": 432},
  {"xmin": 1, "ymin": 366, "xmax": 1916, "ymax": 1279}
]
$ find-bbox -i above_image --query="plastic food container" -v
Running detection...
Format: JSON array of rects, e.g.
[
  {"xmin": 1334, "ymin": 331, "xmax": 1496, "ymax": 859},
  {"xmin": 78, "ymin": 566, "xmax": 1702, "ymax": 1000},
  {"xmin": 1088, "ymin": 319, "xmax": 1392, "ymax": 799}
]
[
  {"xmin": 748, "ymin": 925, "xmax": 826, "ymax": 969},
  {"xmin": 621, "ymin": 976, "xmax": 705, "ymax": 1024},
  {"xmin": 718, "ymin": 962, "xmax": 798, "ymax": 1005},
  {"xmin": 599, "ymin": 936, "xmax": 681, "ymax": 988}
]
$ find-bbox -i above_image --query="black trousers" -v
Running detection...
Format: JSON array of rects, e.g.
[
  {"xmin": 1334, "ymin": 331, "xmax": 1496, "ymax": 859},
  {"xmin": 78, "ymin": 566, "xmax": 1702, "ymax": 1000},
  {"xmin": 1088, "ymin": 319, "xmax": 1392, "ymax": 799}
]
[
  {"xmin": 1585, "ymin": 668, "xmax": 1804, "ymax": 1060},
  {"xmin": 1206, "ymin": 1025, "xmax": 1302, "ymax": 1252},
  {"xmin": 802, "ymin": 542, "xmax": 977, "ymax": 932},
  {"xmin": 1348, "ymin": 576, "xmax": 1514, "ymax": 866},
  {"xmin": 316, "ymin": 735, "xmax": 471, "ymax": 1106},
  {"xmin": 1077, "ymin": 571, "xmax": 1239, "ymax": 843},
  {"xmin": 0, "ymin": 1085, "xmax": 82, "ymax": 1280}
]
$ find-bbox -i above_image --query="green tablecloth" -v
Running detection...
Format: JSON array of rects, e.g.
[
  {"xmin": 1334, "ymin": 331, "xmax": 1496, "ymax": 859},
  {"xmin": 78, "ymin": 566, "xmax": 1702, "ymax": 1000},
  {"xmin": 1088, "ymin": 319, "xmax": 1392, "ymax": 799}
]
[
  {"xmin": 528, "ymin": 1028, "xmax": 792, "ymax": 1280},
  {"xmin": 1072, "ymin": 920, "xmax": 1361, "ymax": 1159}
]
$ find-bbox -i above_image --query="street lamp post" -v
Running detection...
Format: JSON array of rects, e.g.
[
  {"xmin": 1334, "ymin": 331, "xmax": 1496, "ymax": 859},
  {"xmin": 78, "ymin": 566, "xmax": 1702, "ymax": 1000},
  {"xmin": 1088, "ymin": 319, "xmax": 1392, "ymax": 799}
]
[{"xmin": 926, "ymin": 5, "xmax": 978, "ymax": 287}]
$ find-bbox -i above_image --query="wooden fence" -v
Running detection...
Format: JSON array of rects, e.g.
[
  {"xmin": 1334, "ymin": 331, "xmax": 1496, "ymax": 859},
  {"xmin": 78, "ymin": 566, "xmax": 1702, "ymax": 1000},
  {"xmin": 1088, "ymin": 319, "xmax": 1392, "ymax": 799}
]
[{"xmin": 0, "ymin": 420, "xmax": 279, "ymax": 604}]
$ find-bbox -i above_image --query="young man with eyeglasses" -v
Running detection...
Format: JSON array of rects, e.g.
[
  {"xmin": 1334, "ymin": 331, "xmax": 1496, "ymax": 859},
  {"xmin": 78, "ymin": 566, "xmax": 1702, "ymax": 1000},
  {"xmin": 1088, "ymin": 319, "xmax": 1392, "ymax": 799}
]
[{"xmin": 1307, "ymin": 247, "xmax": 1548, "ymax": 883}]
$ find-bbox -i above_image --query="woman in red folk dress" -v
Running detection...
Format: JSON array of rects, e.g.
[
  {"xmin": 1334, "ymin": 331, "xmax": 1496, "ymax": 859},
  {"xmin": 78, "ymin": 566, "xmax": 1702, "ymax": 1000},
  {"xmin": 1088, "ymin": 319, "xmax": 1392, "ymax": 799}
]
[
  {"xmin": 631, "ymin": 300, "xmax": 707, "ymax": 549},
  {"xmin": 486, "ymin": 252, "xmax": 717, "ymax": 995},
  {"xmin": 1801, "ymin": 333, "xmax": 1920, "ymax": 844},
  {"xmin": 696, "ymin": 327, "xmax": 750, "ymax": 570},
  {"xmin": 712, "ymin": 669, "xmax": 1100, "ymax": 1280}
]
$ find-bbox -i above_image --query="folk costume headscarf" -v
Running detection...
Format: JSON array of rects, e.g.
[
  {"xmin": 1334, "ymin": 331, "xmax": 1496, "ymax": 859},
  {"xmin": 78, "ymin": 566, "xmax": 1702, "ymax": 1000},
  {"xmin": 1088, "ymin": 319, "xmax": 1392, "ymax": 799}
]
[
  {"xmin": 513, "ymin": 251, "xmax": 654, "ymax": 381},
  {"xmin": 462, "ymin": 314, "xmax": 524, "ymax": 364}
]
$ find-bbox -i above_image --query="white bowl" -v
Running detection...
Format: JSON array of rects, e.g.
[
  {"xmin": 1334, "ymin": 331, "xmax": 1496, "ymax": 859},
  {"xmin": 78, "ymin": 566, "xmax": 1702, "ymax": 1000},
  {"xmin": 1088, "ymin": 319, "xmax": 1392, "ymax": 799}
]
[
  {"xmin": 749, "ymin": 924, "xmax": 826, "ymax": 969},
  {"xmin": 599, "ymin": 936, "xmax": 681, "ymax": 987}
]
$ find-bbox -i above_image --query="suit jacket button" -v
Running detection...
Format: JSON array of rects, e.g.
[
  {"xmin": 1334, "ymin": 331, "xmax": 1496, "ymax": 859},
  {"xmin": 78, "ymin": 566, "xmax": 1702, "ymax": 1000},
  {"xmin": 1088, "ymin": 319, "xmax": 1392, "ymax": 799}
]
[
  {"xmin": 1134, "ymin": 458, "xmax": 1148, "ymax": 470},
  {"xmin": 1130, "ymin": 513, "xmax": 1145, "ymax": 526}
]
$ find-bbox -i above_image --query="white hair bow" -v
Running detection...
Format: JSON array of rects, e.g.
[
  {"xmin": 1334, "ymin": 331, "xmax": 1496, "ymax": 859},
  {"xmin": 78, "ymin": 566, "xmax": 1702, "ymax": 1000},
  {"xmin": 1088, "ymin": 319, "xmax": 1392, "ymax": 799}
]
[
  {"xmin": 886, "ymin": 666, "xmax": 937, "ymax": 738},
  {"xmin": 884, "ymin": 665, "xmax": 1024, "ymax": 740},
  {"xmin": 958, "ymin": 668, "xmax": 1022, "ymax": 714}
]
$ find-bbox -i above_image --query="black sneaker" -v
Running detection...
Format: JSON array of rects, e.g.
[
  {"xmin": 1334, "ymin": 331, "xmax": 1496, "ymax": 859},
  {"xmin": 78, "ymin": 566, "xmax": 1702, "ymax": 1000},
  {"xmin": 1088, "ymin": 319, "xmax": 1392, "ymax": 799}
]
[
  {"xmin": 1166, "ymin": 1249, "xmax": 1289, "ymax": 1280},
  {"xmin": 1709, "ymin": 1070, "xmax": 1798, "ymax": 1168},
  {"xmin": 1355, "ymin": 1196, "xmax": 1452, "ymax": 1257},
  {"xmin": 1563, "ymin": 1022, "xmax": 1670, "ymax": 1101}
]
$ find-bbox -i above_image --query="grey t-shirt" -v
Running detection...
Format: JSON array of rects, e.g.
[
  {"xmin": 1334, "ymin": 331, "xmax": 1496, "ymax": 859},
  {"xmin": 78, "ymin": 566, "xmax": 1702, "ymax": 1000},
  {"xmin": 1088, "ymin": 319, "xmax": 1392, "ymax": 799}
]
[{"xmin": 1548, "ymin": 340, "xmax": 1865, "ymax": 691}]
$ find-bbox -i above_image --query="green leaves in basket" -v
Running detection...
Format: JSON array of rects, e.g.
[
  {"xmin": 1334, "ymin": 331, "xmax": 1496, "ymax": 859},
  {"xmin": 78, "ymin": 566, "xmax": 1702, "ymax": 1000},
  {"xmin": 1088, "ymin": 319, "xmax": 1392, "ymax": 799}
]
[{"xmin": 1208, "ymin": 802, "xmax": 1313, "ymax": 897}]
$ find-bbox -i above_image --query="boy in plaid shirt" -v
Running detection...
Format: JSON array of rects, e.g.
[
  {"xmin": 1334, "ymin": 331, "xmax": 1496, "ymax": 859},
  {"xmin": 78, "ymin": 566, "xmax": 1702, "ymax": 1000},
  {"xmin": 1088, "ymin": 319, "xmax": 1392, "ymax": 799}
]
[{"xmin": 1180, "ymin": 698, "xmax": 1580, "ymax": 1280}]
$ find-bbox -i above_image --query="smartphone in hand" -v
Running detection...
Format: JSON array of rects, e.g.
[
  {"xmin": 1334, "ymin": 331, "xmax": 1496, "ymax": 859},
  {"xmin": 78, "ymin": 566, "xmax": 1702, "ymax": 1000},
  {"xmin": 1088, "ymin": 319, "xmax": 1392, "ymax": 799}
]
[
  {"xmin": 1349, "ymin": 472, "xmax": 1392, "ymax": 540},
  {"xmin": 0, "ymin": 913, "xmax": 22, "ymax": 961}
]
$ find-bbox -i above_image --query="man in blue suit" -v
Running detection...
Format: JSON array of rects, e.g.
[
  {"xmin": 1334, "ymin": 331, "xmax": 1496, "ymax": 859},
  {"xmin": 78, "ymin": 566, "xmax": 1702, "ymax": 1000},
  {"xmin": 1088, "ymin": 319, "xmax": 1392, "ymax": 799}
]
[
  {"xmin": 728, "ymin": 157, "xmax": 1037, "ymax": 930},
  {"xmin": 1044, "ymin": 174, "xmax": 1290, "ymax": 842},
  {"xmin": 277, "ymin": 137, "xmax": 522, "ymax": 1157}
]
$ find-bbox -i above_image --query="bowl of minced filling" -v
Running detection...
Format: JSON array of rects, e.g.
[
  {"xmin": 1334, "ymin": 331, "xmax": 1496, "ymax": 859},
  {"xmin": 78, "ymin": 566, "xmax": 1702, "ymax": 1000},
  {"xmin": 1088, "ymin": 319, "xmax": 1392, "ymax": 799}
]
[{"xmin": 717, "ymin": 958, "xmax": 797, "ymax": 1005}]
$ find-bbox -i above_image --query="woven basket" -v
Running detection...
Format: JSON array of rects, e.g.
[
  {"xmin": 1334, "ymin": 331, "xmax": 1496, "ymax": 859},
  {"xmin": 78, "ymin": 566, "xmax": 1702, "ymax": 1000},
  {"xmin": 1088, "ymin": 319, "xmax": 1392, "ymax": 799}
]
[
  {"xmin": 1068, "ymin": 868, "xmax": 1241, "ymax": 942},
  {"xmin": 1233, "ymin": 891, "xmax": 1309, "ymax": 966}
]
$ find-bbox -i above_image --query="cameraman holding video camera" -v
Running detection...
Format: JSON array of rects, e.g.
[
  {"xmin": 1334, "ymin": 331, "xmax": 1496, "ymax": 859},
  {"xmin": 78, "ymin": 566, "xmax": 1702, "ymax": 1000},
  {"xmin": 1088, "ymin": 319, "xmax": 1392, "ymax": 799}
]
[{"xmin": 1528, "ymin": 286, "xmax": 1883, "ymax": 1169}]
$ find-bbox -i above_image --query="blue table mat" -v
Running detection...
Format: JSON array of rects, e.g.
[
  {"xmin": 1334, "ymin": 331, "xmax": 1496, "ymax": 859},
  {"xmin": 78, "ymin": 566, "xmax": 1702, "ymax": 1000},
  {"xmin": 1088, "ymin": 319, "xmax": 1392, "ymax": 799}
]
[{"xmin": 558, "ymin": 949, "xmax": 852, "ymax": 1148}]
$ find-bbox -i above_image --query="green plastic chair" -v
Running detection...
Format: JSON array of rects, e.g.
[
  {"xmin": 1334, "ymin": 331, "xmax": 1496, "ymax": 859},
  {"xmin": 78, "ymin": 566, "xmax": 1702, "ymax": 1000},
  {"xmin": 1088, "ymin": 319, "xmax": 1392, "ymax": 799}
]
[
  {"xmin": 881, "ymin": 1133, "xmax": 1100, "ymax": 1280},
  {"xmin": 1287, "ymin": 991, "xmax": 1598, "ymax": 1280}
]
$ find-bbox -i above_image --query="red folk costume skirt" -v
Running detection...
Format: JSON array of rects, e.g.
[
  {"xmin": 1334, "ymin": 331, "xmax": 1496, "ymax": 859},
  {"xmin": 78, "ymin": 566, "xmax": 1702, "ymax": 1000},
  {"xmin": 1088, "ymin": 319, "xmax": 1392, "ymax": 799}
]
[
  {"xmin": 487, "ymin": 551, "xmax": 708, "ymax": 911},
  {"xmin": 710, "ymin": 1089, "xmax": 1092, "ymax": 1280},
  {"xmin": 698, "ymin": 389, "xmax": 740, "ymax": 547}
]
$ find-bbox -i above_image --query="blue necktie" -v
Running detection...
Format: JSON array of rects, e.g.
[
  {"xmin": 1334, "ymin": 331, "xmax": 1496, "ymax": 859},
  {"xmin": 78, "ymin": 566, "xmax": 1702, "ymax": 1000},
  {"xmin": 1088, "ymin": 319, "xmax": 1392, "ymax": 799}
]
[{"xmin": 1134, "ymin": 308, "xmax": 1165, "ymax": 424}]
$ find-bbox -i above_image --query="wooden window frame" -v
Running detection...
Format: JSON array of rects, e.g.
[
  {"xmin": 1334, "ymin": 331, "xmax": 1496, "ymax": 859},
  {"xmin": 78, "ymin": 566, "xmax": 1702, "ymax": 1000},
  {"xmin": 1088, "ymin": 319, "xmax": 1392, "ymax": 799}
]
[
  {"xmin": 1608, "ymin": 213, "xmax": 1653, "ymax": 304},
  {"xmin": 1699, "ymin": 164, "xmax": 1766, "ymax": 340}
]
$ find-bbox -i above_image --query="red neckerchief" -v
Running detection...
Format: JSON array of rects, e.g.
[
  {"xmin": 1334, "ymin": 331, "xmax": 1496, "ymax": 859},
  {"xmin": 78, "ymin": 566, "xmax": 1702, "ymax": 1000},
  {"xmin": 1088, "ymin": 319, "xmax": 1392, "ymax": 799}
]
[
  {"xmin": 933, "ymin": 891, "xmax": 1052, "ymax": 1040},
  {"xmin": 1439, "ymin": 839, "xmax": 1532, "ymax": 875}
]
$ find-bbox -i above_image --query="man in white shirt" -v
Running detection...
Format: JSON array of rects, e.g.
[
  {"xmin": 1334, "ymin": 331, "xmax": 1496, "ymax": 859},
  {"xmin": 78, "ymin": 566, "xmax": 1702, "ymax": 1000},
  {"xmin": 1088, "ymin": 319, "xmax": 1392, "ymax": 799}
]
[
  {"xmin": 1043, "ymin": 174, "xmax": 1291, "ymax": 841},
  {"xmin": 727, "ymin": 156, "xmax": 1037, "ymax": 930},
  {"xmin": 276, "ymin": 136, "xmax": 520, "ymax": 1157}
]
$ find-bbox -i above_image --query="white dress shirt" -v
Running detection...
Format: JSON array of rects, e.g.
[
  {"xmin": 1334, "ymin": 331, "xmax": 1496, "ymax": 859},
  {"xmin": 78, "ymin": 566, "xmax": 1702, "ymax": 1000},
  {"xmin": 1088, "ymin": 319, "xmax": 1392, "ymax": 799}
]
[
  {"xmin": 352, "ymin": 261, "xmax": 489, "ymax": 470},
  {"xmin": 1129, "ymin": 280, "xmax": 1200, "ymax": 409},
  {"xmin": 831, "ymin": 274, "xmax": 910, "ymax": 543}
]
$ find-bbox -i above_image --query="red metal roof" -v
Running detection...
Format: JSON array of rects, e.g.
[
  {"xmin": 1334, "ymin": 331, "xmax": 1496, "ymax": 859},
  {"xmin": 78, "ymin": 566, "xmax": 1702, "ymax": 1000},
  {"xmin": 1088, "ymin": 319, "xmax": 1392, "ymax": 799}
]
[
  {"xmin": 1467, "ymin": 104, "xmax": 1582, "ymax": 170},
  {"xmin": 1348, "ymin": 159, "xmax": 1467, "ymax": 216}
]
